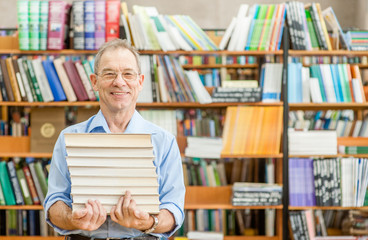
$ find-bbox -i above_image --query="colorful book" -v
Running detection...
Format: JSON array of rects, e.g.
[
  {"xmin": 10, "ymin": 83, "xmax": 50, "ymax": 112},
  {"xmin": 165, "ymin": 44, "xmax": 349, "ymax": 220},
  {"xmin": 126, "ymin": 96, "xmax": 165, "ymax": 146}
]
[
  {"xmin": 72, "ymin": 1, "xmax": 84, "ymax": 50},
  {"xmin": 105, "ymin": 0, "xmax": 121, "ymax": 42},
  {"xmin": 6, "ymin": 161, "xmax": 24, "ymax": 205},
  {"xmin": 84, "ymin": 1, "xmax": 95, "ymax": 50},
  {"xmin": 16, "ymin": 0, "xmax": 29, "ymax": 50},
  {"xmin": 94, "ymin": 0, "xmax": 105, "ymax": 49},
  {"xmin": 48, "ymin": 1, "xmax": 71, "ymax": 50},
  {"xmin": 29, "ymin": 1, "xmax": 40, "ymax": 50},
  {"xmin": 16, "ymin": 169, "xmax": 33, "ymax": 205},
  {"xmin": 23, "ymin": 165, "xmax": 41, "ymax": 205},
  {"xmin": 63, "ymin": 60, "xmax": 89, "ymax": 101},
  {"xmin": 0, "ymin": 161, "xmax": 16, "ymax": 205},
  {"xmin": 42, "ymin": 59, "xmax": 67, "ymax": 101},
  {"xmin": 39, "ymin": 1, "xmax": 49, "ymax": 50}
]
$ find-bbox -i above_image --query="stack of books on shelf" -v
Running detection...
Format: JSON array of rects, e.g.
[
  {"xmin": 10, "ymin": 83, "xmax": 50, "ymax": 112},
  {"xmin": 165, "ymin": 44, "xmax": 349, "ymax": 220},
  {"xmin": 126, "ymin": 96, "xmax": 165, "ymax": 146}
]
[
  {"xmin": 184, "ymin": 136, "xmax": 223, "ymax": 159},
  {"xmin": 349, "ymin": 210, "xmax": 368, "ymax": 235},
  {"xmin": 339, "ymin": 146, "xmax": 368, "ymax": 155},
  {"xmin": 219, "ymin": 3, "xmax": 286, "ymax": 51},
  {"xmin": 64, "ymin": 133, "xmax": 160, "ymax": 214},
  {"xmin": 289, "ymin": 157, "xmax": 368, "ymax": 207},
  {"xmin": 232, "ymin": 182, "xmax": 282, "ymax": 206},
  {"xmin": 221, "ymin": 106, "xmax": 283, "ymax": 156},
  {"xmin": 346, "ymin": 31, "xmax": 368, "ymax": 51},
  {"xmin": 288, "ymin": 129, "xmax": 337, "ymax": 155}
]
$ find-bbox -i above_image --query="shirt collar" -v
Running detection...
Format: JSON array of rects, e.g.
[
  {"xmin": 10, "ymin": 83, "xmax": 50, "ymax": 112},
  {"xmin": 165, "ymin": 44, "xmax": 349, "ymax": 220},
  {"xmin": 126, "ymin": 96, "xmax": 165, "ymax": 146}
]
[{"xmin": 87, "ymin": 110, "xmax": 158, "ymax": 134}]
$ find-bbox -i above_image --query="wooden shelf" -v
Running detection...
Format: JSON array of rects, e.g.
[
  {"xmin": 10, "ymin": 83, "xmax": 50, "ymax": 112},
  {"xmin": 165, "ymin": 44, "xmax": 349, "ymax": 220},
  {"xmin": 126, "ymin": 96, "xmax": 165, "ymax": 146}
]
[
  {"xmin": 0, "ymin": 152, "xmax": 52, "ymax": 158},
  {"xmin": 289, "ymin": 206, "xmax": 368, "ymax": 210},
  {"xmin": 0, "ymin": 205, "xmax": 43, "ymax": 210},
  {"xmin": 289, "ymin": 102, "xmax": 368, "ymax": 110},
  {"xmin": 0, "ymin": 101, "xmax": 283, "ymax": 108},
  {"xmin": 182, "ymin": 64, "xmax": 258, "ymax": 69},
  {"xmin": 185, "ymin": 186, "xmax": 283, "ymax": 210},
  {"xmin": 0, "ymin": 49, "xmax": 283, "ymax": 56},
  {"xmin": 0, "ymin": 237, "xmax": 63, "ymax": 240},
  {"xmin": 289, "ymin": 154, "xmax": 368, "ymax": 158},
  {"xmin": 289, "ymin": 50, "xmax": 368, "ymax": 56},
  {"xmin": 221, "ymin": 153, "xmax": 283, "ymax": 158}
]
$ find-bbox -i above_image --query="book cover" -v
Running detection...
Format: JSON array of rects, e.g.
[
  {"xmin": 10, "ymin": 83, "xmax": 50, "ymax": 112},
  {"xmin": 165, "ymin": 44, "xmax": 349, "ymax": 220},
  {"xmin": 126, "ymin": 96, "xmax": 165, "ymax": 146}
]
[
  {"xmin": 16, "ymin": 0, "xmax": 29, "ymax": 50},
  {"xmin": 16, "ymin": 169, "xmax": 33, "ymax": 205},
  {"xmin": 31, "ymin": 58, "xmax": 54, "ymax": 102},
  {"xmin": 39, "ymin": 1, "xmax": 49, "ymax": 50},
  {"xmin": 63, "ymin": 60, "xmax": 89, "ymax": 101},
  {"xmin": 16, "ymin": 58, "xmax": 34, "ymax": 102},
  {"xmin": 48, "ymin": 1, "xmax": 71, "ymax": 50},
  {"xmin": 5, "ymin": 58, "xmax": 22, "ymax": 102},
  {"xmin": 105, "ymin": 0, "xmax": 121, "ymax": 42},
  {"xmin": 42, "ymin": 59, "xmax": 67, "ymax": 101},
  {"xmin": 29, "ymin": 1, "xmax": 40, "ymax": 50},
  {"xmin": 74, "ymin": 61, "xmax": 96, "ymax": 101},
  {"xmin": 94, "ymin": 0, "xmax": 105, "ymax": 49},
  {"xmin": 11, "ymin": 58, "xmax": 27, "ymax": 102},
  {"xmin": 24, "ymin": 59, "xmax": 43, "ymax": 102},
  {"xmin": 6, "ymin": 161, "xmax": 24, "ymax": 205},
  {"xmin": 30, "ymin": 107, "xmax": 65, "ymax": 153},
  {"xmin": 23, "ymin": 165, "xmax": 41, "ymax": 205},
  {"xmin": 53, "ymin": 58, "xmax": 77, "ymax": 102},
  {"xmin": 0, "ymin": 58, "xmax": 14, "ymax": 101}
]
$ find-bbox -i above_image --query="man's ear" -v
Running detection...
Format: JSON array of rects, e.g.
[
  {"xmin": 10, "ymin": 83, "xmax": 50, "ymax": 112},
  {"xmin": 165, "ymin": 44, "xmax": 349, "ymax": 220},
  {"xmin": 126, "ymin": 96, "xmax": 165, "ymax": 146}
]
[
  {"xmin": 138, "ymin": 74, "xmax": 145, "ymax": 91},
  {"xmin": 90, "ymin": 74, "xmax": 98, "ymax": 91}
]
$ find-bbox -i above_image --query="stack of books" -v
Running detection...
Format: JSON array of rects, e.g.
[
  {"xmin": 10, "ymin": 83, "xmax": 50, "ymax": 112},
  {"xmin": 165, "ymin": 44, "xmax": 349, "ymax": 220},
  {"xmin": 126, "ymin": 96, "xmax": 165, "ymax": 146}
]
[
  {"xmin": 232, "ymin": 182, "xmax": 282, "ymax": 206},
  {"xmin": 288, "ymin": 130, "xmax": 337, "ymax": 155},
  {"xmin": 64, "ymin": 133, "xmax": 160, "ymax": 214}
]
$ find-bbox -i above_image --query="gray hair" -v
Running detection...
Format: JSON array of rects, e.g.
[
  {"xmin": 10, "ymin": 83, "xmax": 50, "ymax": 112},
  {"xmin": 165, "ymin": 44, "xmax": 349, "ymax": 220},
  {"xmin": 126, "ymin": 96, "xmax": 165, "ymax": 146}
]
[{"xmin": 94, "ymin": 39, "xmax": 141, "ymax": 74}]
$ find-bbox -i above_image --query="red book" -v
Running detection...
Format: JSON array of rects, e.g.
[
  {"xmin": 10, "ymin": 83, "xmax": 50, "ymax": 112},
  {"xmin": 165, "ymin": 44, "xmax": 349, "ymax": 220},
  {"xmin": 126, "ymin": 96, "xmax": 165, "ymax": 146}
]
[
  {"xmin": 63, "ymin": 60, "xmax": 89, "ymax": 101},
  {"xmin": 48, "ymin": 1, "xmax": 71, "ymax": 50},
  {"xmin": 105, "ymin": 0, "xmax": 120, "ymax": 42},
  {"xmin": 23, "ymin": 166, "xmax": 41, "ymax": 205}
]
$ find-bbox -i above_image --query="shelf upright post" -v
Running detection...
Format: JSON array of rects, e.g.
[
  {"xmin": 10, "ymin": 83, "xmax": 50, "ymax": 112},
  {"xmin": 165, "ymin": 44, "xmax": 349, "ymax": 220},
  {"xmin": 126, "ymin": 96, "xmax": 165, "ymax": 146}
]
[{"xmin": 282, "ymin": 25, "xmax": 289, "ymax": 240}]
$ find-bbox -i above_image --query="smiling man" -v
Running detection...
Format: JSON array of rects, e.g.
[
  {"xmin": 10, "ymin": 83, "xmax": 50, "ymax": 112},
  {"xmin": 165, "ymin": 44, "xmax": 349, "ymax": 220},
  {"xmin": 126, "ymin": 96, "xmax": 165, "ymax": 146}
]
[{"xmin": 44, "ymin": 39, "xmax": 185, "ymax": 240}]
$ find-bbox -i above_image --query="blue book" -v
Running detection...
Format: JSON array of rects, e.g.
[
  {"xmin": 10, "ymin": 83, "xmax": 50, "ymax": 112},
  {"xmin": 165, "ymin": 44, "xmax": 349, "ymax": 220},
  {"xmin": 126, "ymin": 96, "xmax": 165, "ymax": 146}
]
[
  {"xmin": 245, "ymin": 4, "xmax": 260, "ymax": 50},
  {"xmin": 84, "ymin": 1, "xmax": 95, "ymax": 50},
  {"xmin": 332, "ymin": 64, "xmax": 344, "ymax": 102},
  {"xmin": 288, "ymin": 63, "xmax": 303, "ymax": 103},
  {"xmin": 42, "ymin": 60, "xmax": 67, "ymax": 101},
  {"xmin": 329, "ymin": 65, "xmax": 342, "ymax": 102}
]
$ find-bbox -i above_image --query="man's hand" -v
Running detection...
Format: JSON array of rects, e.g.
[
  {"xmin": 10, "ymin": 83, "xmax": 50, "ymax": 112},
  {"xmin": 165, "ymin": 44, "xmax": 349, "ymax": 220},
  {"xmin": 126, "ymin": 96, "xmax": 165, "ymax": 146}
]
[
  {"xmin": 110, "ymin": 191, "xmax": 153, "ymax": 231},
  {"xmin": 70, "ymin": 200, "xmax": 107, "ymax": 231}
]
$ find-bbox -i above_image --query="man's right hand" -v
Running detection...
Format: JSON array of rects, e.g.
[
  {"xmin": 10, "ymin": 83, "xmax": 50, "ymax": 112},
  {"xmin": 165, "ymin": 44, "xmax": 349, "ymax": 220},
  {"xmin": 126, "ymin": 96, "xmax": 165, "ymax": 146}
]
[{"xmin": 70, "ymin": 200, "xmax": 107, "ymax": 231}]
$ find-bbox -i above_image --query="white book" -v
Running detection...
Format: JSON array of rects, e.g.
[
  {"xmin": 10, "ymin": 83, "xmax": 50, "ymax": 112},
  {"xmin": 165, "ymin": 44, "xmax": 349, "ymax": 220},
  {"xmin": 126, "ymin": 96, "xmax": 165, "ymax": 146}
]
[
  {"xmin": 17, "ymin": 58, "xmax": 34, "ymax": 102},
  {"xmin": 68, "ymin": 166, "xmax": 157, "ymax": 177},
  {"xmin": 185, "ymin": 70, "xmax": 212, "ymax": 104},
  {"xmin": 157, "ymin": 15, "xmax": 180, "ymax": 50},
  {"xmin": 66, "ymin": 147, "xmax": 154, "ymax": 158},
  {"xmin": 53, "ymin": 58, "xmax": 77, "ymax": 102},
  {"xmin": 320, "ymin": 64, "xmax": 337, "ymax": 103},
  {"xmin": 309, "ymin": 77, "xmax": 323, "ymax": 103},
  {"xmin": 64, "ymin": 133, "xmax": 152, "ymax": 147},
  {"xmin": 67, "ymin": 157, "xmax": 154, "ymax": 168},
  {"xmin": 157, "ymin": 66, "xmax": 169, "ymax": 102},
  {"xmin": 72, "ymin": 194, "xmax": 160, "ymax": 205},
  {"xmin": 75, "ymin": 61, "xmax": 96, "ymax": 101},
  {"xmin": 302, "ymin": 67, "xmax": 311, "ymax": 102},
  {"xmin": 163, "ymin": 16, "xmax": 193, "ymax": 51},
  {"xmin": 31, "ymin": 59, "xmax": 54, "ymax": 102},
  {"xmin": 234, "ymin": 17, "xmax": 252, "ymax": 51},
  {"xmin": 219, "ymin": 17, "xmax": 236, "ymax": 50},
  {"xmin": 73, "ymin": 202, "xmax": 159, "ymax": 214},
  {"xmin": 71, "ymin": 186, "xmax": 158, "ymax": 195},
  {"xmin": 128, "ymin": 13, "xmax": 143, "ymax": 50},
  {"xmin": 15, "ymin": 68, "xmax": 26, "ymax": 101},
  {"xmin": 137, "ymin": 55, "xmax": 153, "ymax": 103},
  {"xmin": 133, "ymin": 13, "xmax": 151, "ymax": 50},
  {"xmin": 71, "ymin": 176, "xmax": 159, "ymax": 187},
  {"xmin": 352, "ymin": 78, "xmax": 364, "ymax": 103},
  {"xmin": 352, "ymin": 120, "xmax": 362, "ymax": 137},
  {"xmin": 120, "ymin": 14, "xmax": 132, "ymax": 45}
]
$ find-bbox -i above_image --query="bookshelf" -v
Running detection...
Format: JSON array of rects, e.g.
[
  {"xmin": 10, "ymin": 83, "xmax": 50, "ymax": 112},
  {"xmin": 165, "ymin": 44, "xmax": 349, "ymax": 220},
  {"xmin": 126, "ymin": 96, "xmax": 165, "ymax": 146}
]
[{"xmin": 0, "ymin": 46, "xmax": 286, "ymax": 240}]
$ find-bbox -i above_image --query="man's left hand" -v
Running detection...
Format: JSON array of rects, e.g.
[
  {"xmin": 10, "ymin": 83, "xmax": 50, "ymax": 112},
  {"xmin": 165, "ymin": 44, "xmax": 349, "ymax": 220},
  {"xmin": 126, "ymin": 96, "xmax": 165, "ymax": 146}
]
[{"xmin": 110, "ymin": 191, "xmax": 153, "ymax": 231}]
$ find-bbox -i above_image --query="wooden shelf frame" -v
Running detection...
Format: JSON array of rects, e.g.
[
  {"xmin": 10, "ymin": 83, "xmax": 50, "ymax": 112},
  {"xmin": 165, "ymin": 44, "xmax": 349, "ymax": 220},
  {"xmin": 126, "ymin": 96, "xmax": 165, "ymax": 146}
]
[
  {"xmin": 289, "ymin": 103, "xmax": 368, "ymax": 110},
  {"xmin": 289, "ymin": 50, "xmax": 368, "ymax": 56},
  {"xmin": 289, "ymin": 206, "xmax": 368, "ymax": 210},
  {"xmin": 182, "ymin": 63, "xmax": 259, "ymax": 69}
]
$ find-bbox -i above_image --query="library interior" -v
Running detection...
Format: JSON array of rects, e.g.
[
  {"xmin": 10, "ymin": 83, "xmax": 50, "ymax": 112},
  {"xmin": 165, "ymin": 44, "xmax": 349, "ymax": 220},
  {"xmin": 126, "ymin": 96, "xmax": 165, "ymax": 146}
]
[{"xmin": 0, "ymin": 0, "xmax": 368, "ymax": 239}]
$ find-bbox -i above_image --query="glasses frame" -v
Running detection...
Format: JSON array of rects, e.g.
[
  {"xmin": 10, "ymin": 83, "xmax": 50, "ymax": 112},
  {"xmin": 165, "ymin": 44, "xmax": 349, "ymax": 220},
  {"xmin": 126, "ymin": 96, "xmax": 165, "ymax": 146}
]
[{"xmin": 96, "ymin": 70, "xmax": 140, "ymax": 83}]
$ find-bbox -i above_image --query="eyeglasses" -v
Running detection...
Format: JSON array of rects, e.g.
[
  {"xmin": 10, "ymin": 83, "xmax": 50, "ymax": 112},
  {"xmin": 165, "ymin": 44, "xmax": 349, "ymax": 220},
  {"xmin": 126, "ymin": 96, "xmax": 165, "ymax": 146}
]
[{"xmin": 97, "ymin": 70, "xmax": 139, "ymax": 82}]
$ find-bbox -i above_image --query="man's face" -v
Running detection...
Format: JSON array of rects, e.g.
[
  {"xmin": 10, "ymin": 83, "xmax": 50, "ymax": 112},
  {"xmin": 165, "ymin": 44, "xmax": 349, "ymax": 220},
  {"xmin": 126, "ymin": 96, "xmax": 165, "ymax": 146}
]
[{"xmin": 91, "ymin": 48, "xmax": 144, "ymax": 114}]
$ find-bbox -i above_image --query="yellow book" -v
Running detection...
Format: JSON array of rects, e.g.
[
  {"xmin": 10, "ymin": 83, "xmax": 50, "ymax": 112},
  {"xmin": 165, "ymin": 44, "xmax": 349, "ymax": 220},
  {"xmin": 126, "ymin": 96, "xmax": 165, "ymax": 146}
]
[
  {"xmin": 120, "ymin": 2, "xmax": 135, "ymax": 46},
  {"xmin": 221, "ymin": 106, "xmax": 238, "ymax": 155},
  {"xmin": 5, "ymin": 58, "xmax": 21, "ymax": 102},
  {"xmin": 167, "ymin": 15, "xmax": 202, "ymax": 50},
  {"xmin": 315, "ymin": 3, "xmax": 332, "ymax": 50}
]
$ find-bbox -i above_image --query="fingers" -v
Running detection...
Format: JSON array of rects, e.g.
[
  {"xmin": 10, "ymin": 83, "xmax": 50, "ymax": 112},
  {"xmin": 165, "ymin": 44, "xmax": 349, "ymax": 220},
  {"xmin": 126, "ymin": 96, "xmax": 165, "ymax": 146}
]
[
  {"xmin": 134, "ymin": 207, "xmax": 149, "ymax": 220},
  {"xmin": 88, "ymin": 199, "xmax": 100, "ymax": 225},
  {"xmin": 122, "ymin": 191, "xmax": 132, "ymax": 218},
  {"xmin": 72, "ymin": 208, "xmax": 88, "ymax": 219}
]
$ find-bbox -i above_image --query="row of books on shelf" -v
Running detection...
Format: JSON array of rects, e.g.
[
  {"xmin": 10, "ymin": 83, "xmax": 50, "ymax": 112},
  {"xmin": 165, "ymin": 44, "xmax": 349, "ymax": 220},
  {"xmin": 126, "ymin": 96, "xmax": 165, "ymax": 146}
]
[
  {"xmin": 0, "ymin": 158, "xmax": 49, "ymax": 206},
  {"xmin": 288, "ymin": 130, "xmax": 337, "ymax": 155},
  {"xmin": 289, "ymin": 210, "xmax": 368, "ymax": 240},
  {"xmin": 0, "ymin": 209, "xmax": 58, "ymax": 237},
  {"xmin": 178, "ymin": 55, "xmax": 259, "ymax": 65},
  {"xmin": 295, "ymin": 56, "xmax": 368, "ymax": 66},
  {"xmin": 182, "ymin": 158, "xmax": 275, "ymax": 187},
  {"xmin": 222, "ymin": 106, "xmax": 283, "ymax": 155},
  {"xmin": 289, "ymin": 110, "xmax": 368, "ymax": 138},
  {"xmin": 177, "ymin": 209, "xmax": 276, "ymax": 237},
  {"xmin": 232, "ymin": 182, "xmax": 282, "ymax": 206},
  {"xmin": 288, "ymin": 63, "xmax": 367, "ymax": 103},
  {"xmin": 289, "ymin": 158, "xmax": 368, "ymax": 207}
]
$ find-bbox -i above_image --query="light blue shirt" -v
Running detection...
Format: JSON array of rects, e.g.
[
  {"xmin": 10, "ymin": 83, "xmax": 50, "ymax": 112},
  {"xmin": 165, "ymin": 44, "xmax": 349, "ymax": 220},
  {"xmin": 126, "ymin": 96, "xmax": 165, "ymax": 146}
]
[{"xmin": 44, "ymin": 110, "xmax": 185, "ymax": 239}]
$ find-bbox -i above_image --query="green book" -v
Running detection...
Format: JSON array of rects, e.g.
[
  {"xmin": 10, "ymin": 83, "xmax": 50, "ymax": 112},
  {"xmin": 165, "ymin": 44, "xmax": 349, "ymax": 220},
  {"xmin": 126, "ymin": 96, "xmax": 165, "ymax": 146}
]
[
  {"xmin": 16, "ymin": 169, "xmax": 33, "ymax": 205},
  {"xmin": 0, "ymin": 161, "xmax": 16, "ymax": 205},
  {"xmin": 19, "ymin": 58, "xmax": 38, "ymax": 102},
  {"xmin": 29, "ymin": 1, "xmax": 40, "ymax": 50},
  {"xmin": 339, "ymin": 64, "xmax": 353, "ymax": 102},
  {"xmin": 17, "ymin": 0, "xmax": 30, "ymax": 50},
  {"xmin": 305, "ymin": 9, "xmax": 320, "ymax": 50},
  {"xmin": 364, "ymin": 190, "xmax": 368, "ymax": 206},
  {"xmin": 25, "ymin": 59, "xmax": 43, "ymax": 102},
  {"xmin": 0, "ymin": 182, "xmax": 5, "ymax": 205},
  {"xmin": 310, "ymin": 65, "xmax": 327, "ymax": 102},
  {"xmin": 39, "ymin": 1, "xmax": 49, "ymax": 50},
  {"xmin": 345, "ymin": 146, "xmax": 368, "ymax": 154},
  {"xmin": 211, "ymin": 161, "xmax": 221, "ymax": 186},
  {"xmin": 258, "ymin": 4, "xmax": 275, "ymax": 50},
  {"xmin": 34, "ymin": 161, "xmax": 48, "ymax": 197},
  {"xmin": 249, "ymin": 4, "xmax": 268, "ymax": 50}
]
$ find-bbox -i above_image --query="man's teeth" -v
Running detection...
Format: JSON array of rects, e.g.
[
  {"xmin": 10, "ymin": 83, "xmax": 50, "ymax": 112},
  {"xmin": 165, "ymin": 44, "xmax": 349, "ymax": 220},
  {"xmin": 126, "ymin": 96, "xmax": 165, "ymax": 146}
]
[{"xmin": 112, "ymin": 92, "xmax": 126, "ymax": 95}]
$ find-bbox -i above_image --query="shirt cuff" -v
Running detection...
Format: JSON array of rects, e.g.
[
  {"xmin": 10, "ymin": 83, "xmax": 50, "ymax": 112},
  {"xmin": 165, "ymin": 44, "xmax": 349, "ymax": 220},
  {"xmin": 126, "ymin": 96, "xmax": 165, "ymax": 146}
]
[{"xmin": 155, "ymin": 203, "xmax": 184, "ymax": 238}]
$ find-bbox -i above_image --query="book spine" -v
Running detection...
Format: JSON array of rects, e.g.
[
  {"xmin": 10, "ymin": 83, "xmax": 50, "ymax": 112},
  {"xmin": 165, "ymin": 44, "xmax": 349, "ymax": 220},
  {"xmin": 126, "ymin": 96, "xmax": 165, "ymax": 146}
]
[
  {"xmin": 23, "ymin": 166, "xmax": 41, "ymax": 205},
  {"xmin": 29, "ymin": 1, "xmax": 40, "ymax": 50},
  {"xmin": 28, "ymin": 163, "xmax": 45, "ymax": 204},
  {"xmin": 39, "ymin": 1, "xmax": 49, "ymax": 51},
  {"xmin": 48, "ymin": 1, "xmax": 70, "ymax": 50},
  {"xmin": 25, "ymin": 59, "xmax": 43, "ymax": 102},
  {"xmin": 16, "ymin": 169, "xmax": 33, "ymax": 205},
  {"xmin": 94, "ymin": 0, "xmax": 106, "ymax": 50},
  {"xmin": 0, "ymin": 161, "xmax": 16, "ymax": 205},
  {"xmin": 6, "ymin": 161, "xmax": 25, "ymax": 205},
  {"xmin": 16, "ymin": 1, "xmax": 30, "ymax": 50},
  {"xmin": 84, "ymin": 1, "xmax": 95, "ymax": 50},
  {"xmin": 105, "ymin": 0, "xmax": 120, "ymax": 42},
  {"xmin": 5, "ymin": 58, "xmax": 22, "ymax": 102},
  {"xmin": 72, "ymin": 1, "xmax": 85, "ymax": 50}
]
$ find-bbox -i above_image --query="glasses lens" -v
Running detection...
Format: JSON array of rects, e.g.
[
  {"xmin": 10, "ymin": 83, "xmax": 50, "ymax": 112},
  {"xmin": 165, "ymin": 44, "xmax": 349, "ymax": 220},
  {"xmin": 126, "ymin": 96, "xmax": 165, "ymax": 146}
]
[
  {"xmin": 122, "ymin": 71, "xmax": 137, "ymax": 82},
  {"xmin": 100, "ymin": 71, "xmax": 138, "ymax": 82}
]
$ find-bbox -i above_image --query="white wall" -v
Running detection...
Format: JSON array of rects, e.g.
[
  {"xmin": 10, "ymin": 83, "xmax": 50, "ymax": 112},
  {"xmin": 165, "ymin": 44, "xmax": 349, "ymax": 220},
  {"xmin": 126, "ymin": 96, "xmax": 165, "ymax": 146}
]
[{"xmin": 0, "ymin": 0, "xmax": 366, "ymax": 30}]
